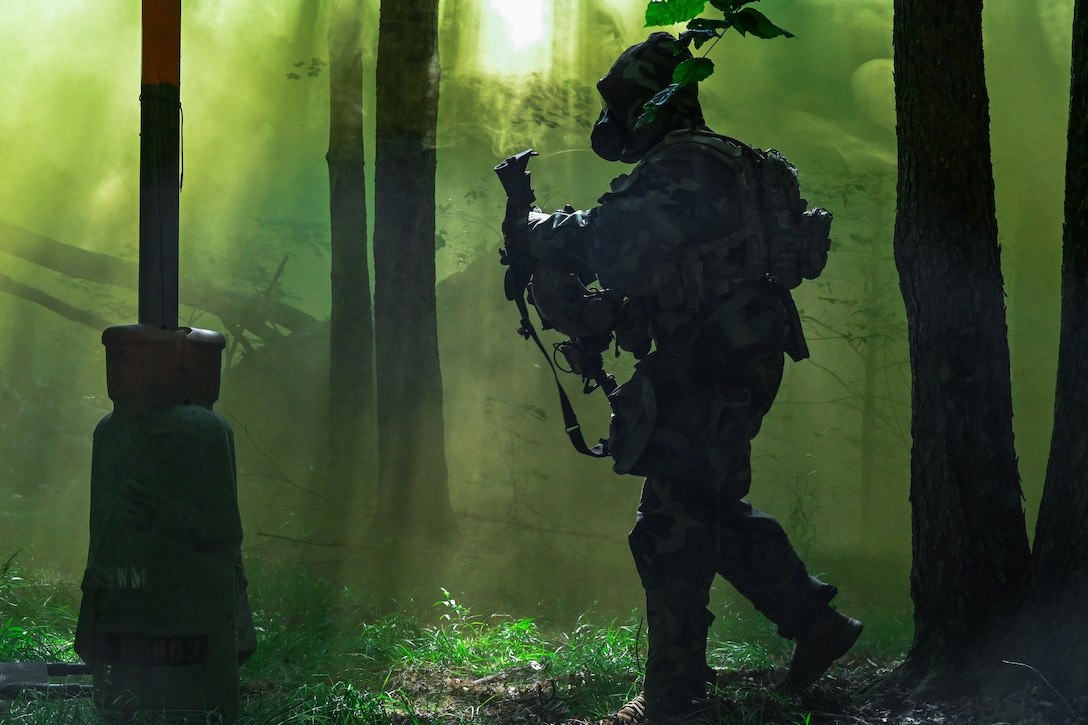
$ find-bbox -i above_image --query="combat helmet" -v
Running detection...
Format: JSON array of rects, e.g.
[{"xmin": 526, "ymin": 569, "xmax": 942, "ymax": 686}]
[{"xmin": 591, "ymin": 32, "xmax": 705, "ymax": 163}]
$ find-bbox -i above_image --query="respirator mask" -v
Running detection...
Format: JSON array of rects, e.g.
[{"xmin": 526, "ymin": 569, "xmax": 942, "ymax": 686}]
[{"xmin": 590, "ymin": 107, "xmax": 629, "ymax": 162}]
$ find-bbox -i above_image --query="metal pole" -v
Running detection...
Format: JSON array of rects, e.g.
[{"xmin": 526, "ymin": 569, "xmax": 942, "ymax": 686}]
[
  {"xmin": 139, "ymin": 0, "xmax": 181, "ymax": 329},
  {"xmin": 75, "ymin": 5, "xmax": 254, "ymax": 720}
]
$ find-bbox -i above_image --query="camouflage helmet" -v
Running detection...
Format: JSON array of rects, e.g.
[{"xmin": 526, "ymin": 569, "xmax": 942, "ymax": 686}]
[{"xmin": 591, "ymin": 32, "xmax": 704, "ymax": 163}]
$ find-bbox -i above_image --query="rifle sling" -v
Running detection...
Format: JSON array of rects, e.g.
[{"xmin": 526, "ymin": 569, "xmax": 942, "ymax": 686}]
[{"xmin": 512, "ymin": 285, "xmax": 609, "ymax": 460}]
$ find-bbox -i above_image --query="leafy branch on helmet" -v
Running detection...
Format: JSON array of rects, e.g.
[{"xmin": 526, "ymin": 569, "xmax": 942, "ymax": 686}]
[{"xmin": 638, "ymin": 0, "xmax": 795, "ymax": 128}]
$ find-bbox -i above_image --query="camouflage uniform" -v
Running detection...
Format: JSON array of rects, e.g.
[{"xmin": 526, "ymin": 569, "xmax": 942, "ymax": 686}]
[{"xmin": 522, "ymin": 33, "xmax": 845, "ymax": 720}]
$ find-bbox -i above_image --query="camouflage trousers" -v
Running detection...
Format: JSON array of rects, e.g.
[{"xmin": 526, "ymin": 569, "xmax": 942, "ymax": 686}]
[{"xmin": 626, "ymin": 339, "xmax": 836, "ymax": 710}]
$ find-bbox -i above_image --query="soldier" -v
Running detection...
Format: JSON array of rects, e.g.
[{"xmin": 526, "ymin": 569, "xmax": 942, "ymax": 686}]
[{"xmin": 515, "ymin": 33, "xmax": 862, "ymax": 723}]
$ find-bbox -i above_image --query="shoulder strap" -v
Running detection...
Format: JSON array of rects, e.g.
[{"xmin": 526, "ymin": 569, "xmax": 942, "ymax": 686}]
[
  {"xmin": 647, "ymin": 128, "xmax": 753, "ymax": 161},
  {"xmin": 506, "ymin": 268, "xmax": 610, "ymax": 459}
]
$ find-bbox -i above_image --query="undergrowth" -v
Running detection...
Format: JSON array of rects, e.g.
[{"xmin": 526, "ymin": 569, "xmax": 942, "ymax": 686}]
[
  {"xmin": 0, "ymin": 554, "xmax": 909, "ymax": 725},
  {"xmin": 0, "ymin": 553, "xmax": 80, "ymax": 664}
]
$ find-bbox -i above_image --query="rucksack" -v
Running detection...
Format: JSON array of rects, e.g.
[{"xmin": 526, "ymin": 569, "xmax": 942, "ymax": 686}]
[
  {"xmin": 740, "ymin": 142, "xmax": 832, "ymax": 289},
  {"xmin": 635, "ymin": 129, "xmax": 832, "ymax": 301}
]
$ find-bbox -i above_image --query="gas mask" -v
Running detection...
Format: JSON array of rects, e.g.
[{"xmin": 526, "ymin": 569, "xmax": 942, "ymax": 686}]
[{"xmin": 590, "ymin": 107, "xmax": 629, "ymax": 162}]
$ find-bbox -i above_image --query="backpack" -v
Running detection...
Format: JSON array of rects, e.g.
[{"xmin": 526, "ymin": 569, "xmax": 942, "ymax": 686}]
[
  {"xmin": 640, "ymin": 129, "xmax": 832, "ymax": 296},
  {"xmin": 740, "ymin": 142, "xmax": 832, "ymax": 289}
]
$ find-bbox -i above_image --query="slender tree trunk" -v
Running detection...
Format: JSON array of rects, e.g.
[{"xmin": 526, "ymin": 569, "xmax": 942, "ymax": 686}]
[
  {"xmin": 891, "ymin": 0, "xmax": 1031, "ymax": 689},
  {"xmin": 327, "ymin": 0, "xmax": 375, "ymax": 498},
  {"xmin": 859, "ymin": 240, "xmax": 881, "ymax": 547},
  {"xmin": 857, "ymin": 185, "xmax": 896, "ymax": 547},
  {"xmin": 372, "ymin": 0, "xmax": 456, "ymax": 543}
]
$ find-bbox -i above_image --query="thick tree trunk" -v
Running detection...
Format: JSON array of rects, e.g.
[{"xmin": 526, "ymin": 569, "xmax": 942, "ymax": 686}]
[
  {"xmin": 372, "ymin": 0, "xmax": 456, "ymax": 543},
  {"xmin": 1034, "ymin": 0, "xmax": 1088, "ymax": 603},
  {"xmin": 326, "ymin": 0, "xmax": 375, "ymax": 496},
  {"xmin": 891, "ymin": 0, "xmax": 1030, "ymax": 689},
  {"xmin": 1012, "ymin": 0, "xmax": 1088, "ymax": 698}
]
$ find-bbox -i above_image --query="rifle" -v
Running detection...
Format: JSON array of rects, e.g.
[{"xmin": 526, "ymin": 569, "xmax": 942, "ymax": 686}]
[
  {"xmin": 493, "ymin": 151, "xmax": 609, "ymax": 461},
  {"xmin": 494, "ymin": 149, "xmax": 538, "ymax": 308}
]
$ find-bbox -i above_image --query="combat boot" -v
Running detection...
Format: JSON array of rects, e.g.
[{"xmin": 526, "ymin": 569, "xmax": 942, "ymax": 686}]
[
  {"xmin": 778, "ymin": 606, "xmax": 863, "ymax": 693},
  {"xmin": 612, "ymin": 691, "xmax": 724, "ymax": 725},
  {"xmin": 612, "ymin": 599, "xmax": 716, "ymax": 723},
  {"xmin": 642, "ymin": 601, "xmax": 716, "ymax": 721},
  {"xmin": 612, "ymin": 693, "xmax": 648, "ymax": 724},
  {"xmin": 610, "ymin": 692, "xmax": 700, "ymax": 725}
]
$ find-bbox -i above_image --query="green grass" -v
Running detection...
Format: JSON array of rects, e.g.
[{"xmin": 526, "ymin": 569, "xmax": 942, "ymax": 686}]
[
  {"xmin": 0, "ymin": 553, "xmax": 81, "ymax": 664},
  {"xmin": 0, "ymin": 554, "xmax": 911, "ymax": 725}
]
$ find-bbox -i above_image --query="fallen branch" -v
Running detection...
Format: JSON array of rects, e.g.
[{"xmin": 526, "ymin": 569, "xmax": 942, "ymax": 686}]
[
  {"xmin": 0, "ymin": 218, "xmax": 319, "ymax": 340},
  {"xmin": 1002, "ymin": 659, "xmax": 1077, "ymax": 718},
  {"xmin": 0, "ymin": 270, "xmax": 114, "ymax": 331}
]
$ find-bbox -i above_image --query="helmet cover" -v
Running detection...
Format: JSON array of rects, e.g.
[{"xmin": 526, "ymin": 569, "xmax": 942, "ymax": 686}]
[{"xmin": 591, "ymin": 32, "xmax": 703, "ymax": 162}]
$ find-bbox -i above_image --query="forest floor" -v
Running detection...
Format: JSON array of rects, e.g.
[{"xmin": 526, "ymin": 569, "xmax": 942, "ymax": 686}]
[
  {"xmin": 239, "ymin": 651, "xmax": 1086, "ymax": 725},
  {"xmin": 5, "ymin": 554, "xmax": 1087, "ymax": 725},
  {"xmin": 5, "ymin": 655, "xmax": 1086, "ymax": 725}
]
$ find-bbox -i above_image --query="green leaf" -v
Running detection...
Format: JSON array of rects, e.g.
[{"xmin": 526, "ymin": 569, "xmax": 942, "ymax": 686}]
[
  {"xmin": 635, "ymin": 104, "xmax": 658, "ymax": 130},
  {"xmin": 635, "ymin": 85, "xmax": 678, "ymax": 129},
  {"xmin": 679, "ymin": 28, "xmax": 719, "ymax": 50},
  {"xmin": 730, "ymin": 7, "xmax": 795, "ymax": 38},
  {"xmin": 687, "ymin": 17, "xmax": 731, "ymax": 32},
  {"xmin": 673, "ymin": 57, "xmax": 715, "ymax": 86},
  {"xmin": 645, "ymin": 0, "xmax": 706, "ymax": 27}
]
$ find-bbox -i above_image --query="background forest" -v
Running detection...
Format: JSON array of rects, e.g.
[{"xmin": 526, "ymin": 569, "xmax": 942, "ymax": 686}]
[{"xmin": 0, "ymin": 0, "xmax": 1075, "ymax": 686}]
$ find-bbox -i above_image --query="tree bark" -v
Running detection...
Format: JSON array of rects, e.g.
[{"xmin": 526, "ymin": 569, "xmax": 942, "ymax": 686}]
[
  {"xmin": 372, "ymin": 0, "xmax": 456, "ymax": 542},
  {"xmin": 891, "ymin": 0, "xmax": 1030, "ymax": 688},
  {"xmin": 326, "ymin": 0, "xmax": 375, "ymax": 495},
  {"xmin": 1013, "ymin": 0, "xmax": 1088, "ymax": 697},
  {"xmin": 1034, "ymin": 0, "xmax": 1088, "ymax": 597}
]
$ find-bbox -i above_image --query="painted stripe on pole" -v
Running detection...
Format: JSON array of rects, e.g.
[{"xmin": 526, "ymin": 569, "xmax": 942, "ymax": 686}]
[{"xmin": 142, "ymin": 0, "xmax": 181, "ymax": 86}]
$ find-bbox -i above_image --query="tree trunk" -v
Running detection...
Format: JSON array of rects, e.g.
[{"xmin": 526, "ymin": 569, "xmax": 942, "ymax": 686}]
[
  {"xmin": 1012, "ymin": 0, "xmax": 1088, "ymax": 697},
  {"xmin": 372, "ymin": 0, "xmax": 456, "ymax": 544},
  {"xmin": 851, "ymin": 176, "xmax": 899, "ymax": 548},
  {"xmin": 858, "ymin": 227, "xmax": 883, "ymax": 548},
  {"xmin": 1033, "ymin": 0, "xmax": 1088, "ymax": 603},
  {"xmin": 326, "ymin": 0, "xmax": 375, "ymax": 497},
  {"xmin": 891, "ymin": 0, "xmax": 1031, "ymax": 689}
]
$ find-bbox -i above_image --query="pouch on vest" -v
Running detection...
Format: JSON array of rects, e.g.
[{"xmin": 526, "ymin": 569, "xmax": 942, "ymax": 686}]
[{"xmin": 607, "ymin": 349, "xmax": 724, "ymax": 477}]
